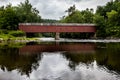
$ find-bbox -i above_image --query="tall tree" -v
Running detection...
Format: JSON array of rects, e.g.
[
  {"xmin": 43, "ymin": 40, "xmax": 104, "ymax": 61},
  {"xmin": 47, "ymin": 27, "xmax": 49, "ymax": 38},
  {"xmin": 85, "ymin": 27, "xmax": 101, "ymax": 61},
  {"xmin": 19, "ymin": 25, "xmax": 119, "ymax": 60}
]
[
  {"xmin": 81, "ymin": 8, "xmax": 94, "ymax": 23},
  {"xmin": 0, "ymin": 4, "xmax": 19, "ymax": 30},
  {"xmin": 93, "ymin": 14, "xmax": 106, "ymax": 38},
  {"xmin": 65, "ymin": 5, "xmax": 76, "ymax": 15},
  {"xmin": 15, "ymin": 0, "xmax": 41, "ymax": 23},
  {"xmin": 95, "ymin": 0, "xmax": 120, "ymax": 38},
  {"xmin": 61, "ymin": 6, "xmax": 95, "ymax": 39},
  {"xmin": 62, "ymin": 10, "xmax": 84, "ymax": 23}
]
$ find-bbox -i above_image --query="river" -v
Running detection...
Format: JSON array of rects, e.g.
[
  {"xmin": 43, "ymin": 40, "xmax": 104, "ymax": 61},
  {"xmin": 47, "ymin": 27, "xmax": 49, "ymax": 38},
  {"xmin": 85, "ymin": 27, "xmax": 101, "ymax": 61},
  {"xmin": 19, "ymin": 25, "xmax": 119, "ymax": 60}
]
[{"xmin": 0, "ymin": 38, "xmax": 120, "ymax": 80}]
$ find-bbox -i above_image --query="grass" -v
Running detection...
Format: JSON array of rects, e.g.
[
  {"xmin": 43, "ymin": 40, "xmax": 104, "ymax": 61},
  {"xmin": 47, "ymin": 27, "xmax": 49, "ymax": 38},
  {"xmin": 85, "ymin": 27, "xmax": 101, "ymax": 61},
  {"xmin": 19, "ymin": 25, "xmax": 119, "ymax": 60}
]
[
  {"xmin": 0, "ymin": 41, "xmax": 26, "ymax": 48},
  {"xmin": 0, "ymin": 30, "xmax": 25, "ymax": 41},
  {"xmin": 0, "ymin": 34, "xmax": 14, "ymax": 40},
  {"xmin": 0, "ymin": 30, "xmax": 41, "ymax": 42}
]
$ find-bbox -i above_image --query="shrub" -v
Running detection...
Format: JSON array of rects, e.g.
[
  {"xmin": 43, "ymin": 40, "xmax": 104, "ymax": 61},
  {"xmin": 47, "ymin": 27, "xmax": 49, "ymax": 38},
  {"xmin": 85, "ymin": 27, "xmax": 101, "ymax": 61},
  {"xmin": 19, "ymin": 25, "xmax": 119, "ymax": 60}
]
[
  {"xmin": 0, "ymin": 29, "xmax": 8, "ymax": 34},
  {"xmin": 9, "ymin": 30, "xmax": 25, "ymax": 37}
]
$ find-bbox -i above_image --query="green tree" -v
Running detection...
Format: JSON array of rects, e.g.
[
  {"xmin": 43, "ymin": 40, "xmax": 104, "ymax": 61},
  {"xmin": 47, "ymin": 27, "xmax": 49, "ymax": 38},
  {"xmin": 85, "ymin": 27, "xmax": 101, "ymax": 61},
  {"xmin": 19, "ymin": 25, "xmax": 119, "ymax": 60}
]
[
  {"xmin": 107, "ymin": 10, "xmax": 118, "ymax": 26},
  {"xmin": 96, "ymin": 1, "xmax": 115, "ymax": 18},
  {"xmin": 81, "ymin": 8, "xmax": 94, "ymax": 23},
  {"xmin": 0, "ymin": 4, "xmax": 19, "ymax": 30},
  {"xmin": 62, "ymin": 7, "xmax": 94, "ymax": 23},
  {"xmin": 62, "ymin": 10, "xmax": 84, "ymax": 23},
  {"xmin": 15, "ymin": 0, "xmax": 41, "ymax": 23},
  {"xmin": 95, "ymin": 0, "xmax": 120, "ymax": 38},
  {"xmin": 60, "ymin": 6, "xmax": 95, "ymax": 39},
  {"xmin": 106, "ymin": 10, "xmax": 120, "ymax": 37},
  {"xmin": 65, "ymin": 5, "xmax": 76, "ymax": 15},
  {"xmin": 94, "ymin": 14, "xmax": 106, "ymax": 38}
]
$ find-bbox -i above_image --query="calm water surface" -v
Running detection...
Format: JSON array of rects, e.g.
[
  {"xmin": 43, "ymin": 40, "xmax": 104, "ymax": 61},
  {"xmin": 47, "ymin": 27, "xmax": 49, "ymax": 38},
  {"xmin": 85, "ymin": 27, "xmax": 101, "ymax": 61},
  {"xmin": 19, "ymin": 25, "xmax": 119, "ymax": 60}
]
[{"xmin": 0, "ymin": 41, "xmax": 120, "ymax": 80}]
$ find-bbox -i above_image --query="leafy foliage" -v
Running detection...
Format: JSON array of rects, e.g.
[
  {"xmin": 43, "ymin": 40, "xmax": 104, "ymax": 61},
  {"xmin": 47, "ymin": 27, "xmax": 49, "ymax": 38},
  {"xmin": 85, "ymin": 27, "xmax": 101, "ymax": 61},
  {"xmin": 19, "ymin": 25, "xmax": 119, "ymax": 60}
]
[
  {"xmin": 95, "ymin": 0, "xmax": 120, "ymax": 38},
  {"xmin": 61, "ymin": 6, "xmax": 94, "ymax": 23},
  {"xmin": 9, "ymin": 30, "xmax": 25, "ymax": 37},
  {"xmin": 61, "ymin": 10, "xmax": 84, "ymax": 23},
  {"xmin": 93, "ymin": 14, "xmax": 106, "ymax": 38},
  {"xmin": 15, "ymin": 0, "xmax": 41, "ymax": 23},
  {"xmin": 60, "ymin": 5, "xmax": 95, "ymax": 39},
  {"xmin": 0, "ymin": 0, "xmax": 41, "ymax": 31},
  {"xmin": 0, "ymin": 5, "xmax": 18, "ymax": 30}
]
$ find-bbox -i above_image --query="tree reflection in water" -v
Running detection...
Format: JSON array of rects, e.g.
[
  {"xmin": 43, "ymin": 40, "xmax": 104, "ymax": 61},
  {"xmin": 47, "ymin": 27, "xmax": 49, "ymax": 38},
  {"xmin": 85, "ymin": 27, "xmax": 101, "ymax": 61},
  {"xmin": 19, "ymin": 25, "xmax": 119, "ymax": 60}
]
[
  {"xmin": 63, "ymin": 43, "xmax": 120, "ymax": 73},
  {"xmin": 63, "ymin": 52, "xmax": 94, "ymax": 70},
  {"xmin": 0, "ymin": 42, "xmax": 119, "ymax": 80},
  {"xmin": 0, "ymin": 43, "xmax": 41, "ymax": 76},
  {"xmin": 95, "ymin": 43, "xmax": 120, "ymax": 73}
]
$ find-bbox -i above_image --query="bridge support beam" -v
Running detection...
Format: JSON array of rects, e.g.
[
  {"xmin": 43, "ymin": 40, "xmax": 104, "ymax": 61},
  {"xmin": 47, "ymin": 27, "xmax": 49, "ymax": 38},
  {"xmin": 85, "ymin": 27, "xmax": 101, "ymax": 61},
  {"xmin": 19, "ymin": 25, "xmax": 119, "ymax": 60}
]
[
  {"xmin": 94, "ymin": 33, "xmax": 97, "ymax": 39},
  {"xmin": 55, "ymin": 32, "xmax": 60, "ymax": 40}
]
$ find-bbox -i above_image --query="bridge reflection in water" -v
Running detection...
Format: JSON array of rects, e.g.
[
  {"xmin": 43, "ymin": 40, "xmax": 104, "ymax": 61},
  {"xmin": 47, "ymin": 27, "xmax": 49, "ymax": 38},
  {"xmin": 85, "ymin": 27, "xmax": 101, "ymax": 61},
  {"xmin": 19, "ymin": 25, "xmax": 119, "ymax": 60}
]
[
  {"xmin": 0, "ymin": 42, "xmax": 120, "ymax": 80},
  {"xmin": 19, "ymin": 42, "xmax": 96, "ymax": 54}
]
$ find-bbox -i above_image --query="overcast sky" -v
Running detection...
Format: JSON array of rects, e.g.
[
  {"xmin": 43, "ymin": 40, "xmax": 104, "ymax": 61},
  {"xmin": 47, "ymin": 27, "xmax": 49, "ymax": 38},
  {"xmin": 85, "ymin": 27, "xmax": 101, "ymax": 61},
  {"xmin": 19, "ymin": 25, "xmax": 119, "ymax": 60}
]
[{"xmin": 0, "ymin": 0, "xmax": 111, "ymax": 20}]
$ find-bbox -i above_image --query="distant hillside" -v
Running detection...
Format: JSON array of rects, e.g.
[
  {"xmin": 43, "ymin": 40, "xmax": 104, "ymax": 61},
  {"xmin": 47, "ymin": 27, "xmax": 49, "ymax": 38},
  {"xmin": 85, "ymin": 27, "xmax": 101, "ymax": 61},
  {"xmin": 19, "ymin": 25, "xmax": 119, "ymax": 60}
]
[{"xmin": 41, "ymin": 19, "xmax": 59, "ymax": 23}]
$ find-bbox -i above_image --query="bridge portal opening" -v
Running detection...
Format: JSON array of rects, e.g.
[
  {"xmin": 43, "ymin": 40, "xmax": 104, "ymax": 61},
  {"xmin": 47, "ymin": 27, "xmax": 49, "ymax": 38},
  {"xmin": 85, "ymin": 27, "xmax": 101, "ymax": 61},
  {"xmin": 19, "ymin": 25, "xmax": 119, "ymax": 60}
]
[{"xmin": 26, "ymin": 32, "xmax": 95, "ymax": 40}]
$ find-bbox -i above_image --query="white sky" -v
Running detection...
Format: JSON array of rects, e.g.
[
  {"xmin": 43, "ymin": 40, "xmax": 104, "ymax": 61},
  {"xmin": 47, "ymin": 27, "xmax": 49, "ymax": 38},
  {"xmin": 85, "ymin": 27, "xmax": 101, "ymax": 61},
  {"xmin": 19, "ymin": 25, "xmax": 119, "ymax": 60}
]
[{"xmin": 0, "ymin": 0, "xmax": 111, "ymax": 20}]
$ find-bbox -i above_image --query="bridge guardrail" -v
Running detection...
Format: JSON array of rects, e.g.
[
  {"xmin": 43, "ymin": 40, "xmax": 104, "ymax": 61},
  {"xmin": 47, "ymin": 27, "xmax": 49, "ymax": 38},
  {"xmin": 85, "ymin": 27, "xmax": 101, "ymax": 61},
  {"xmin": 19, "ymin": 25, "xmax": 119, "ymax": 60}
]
[{"xmin": 19, "ymin": 23, "xmax": 96, "ymax": 26}]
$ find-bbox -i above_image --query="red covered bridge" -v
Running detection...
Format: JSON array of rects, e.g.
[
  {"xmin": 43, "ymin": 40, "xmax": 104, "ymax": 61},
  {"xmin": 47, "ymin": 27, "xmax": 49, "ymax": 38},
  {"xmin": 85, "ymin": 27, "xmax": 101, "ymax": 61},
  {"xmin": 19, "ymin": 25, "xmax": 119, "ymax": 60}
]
[{"xmin": 19, "ymin": 23, "xmax": 96, "ymax": 39}]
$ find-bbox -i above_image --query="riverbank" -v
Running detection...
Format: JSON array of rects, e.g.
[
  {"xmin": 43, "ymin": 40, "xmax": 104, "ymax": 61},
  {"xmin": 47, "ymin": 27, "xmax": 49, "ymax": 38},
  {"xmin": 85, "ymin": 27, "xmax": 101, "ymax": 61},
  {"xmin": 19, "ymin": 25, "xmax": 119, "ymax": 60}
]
[
  {"xmin": 0, "ymin": 30, "xmax": 41, "ymax": 42},
  {"xmin": 0, "ymin": 37, "xmax": 40, "ymax": 43},
  {"xmin": 39, "ymin": 38, "xmax": 120, "ymax": 43},
  {"xmin": 1, "ymin": 37, "xmax": 120, "ymax": 43}
]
